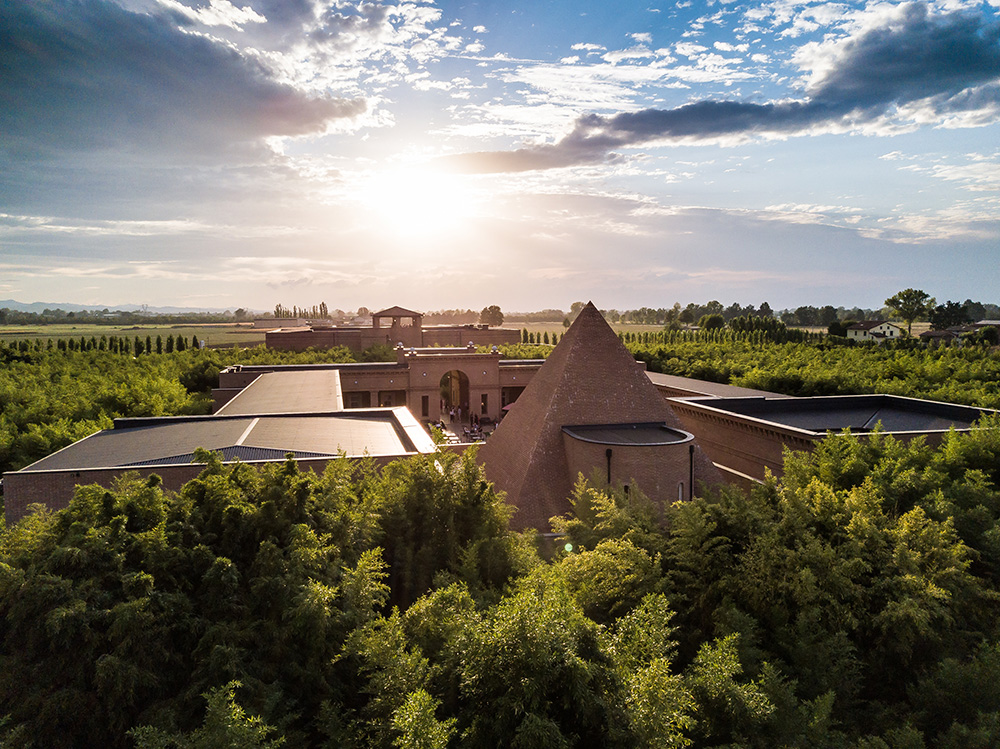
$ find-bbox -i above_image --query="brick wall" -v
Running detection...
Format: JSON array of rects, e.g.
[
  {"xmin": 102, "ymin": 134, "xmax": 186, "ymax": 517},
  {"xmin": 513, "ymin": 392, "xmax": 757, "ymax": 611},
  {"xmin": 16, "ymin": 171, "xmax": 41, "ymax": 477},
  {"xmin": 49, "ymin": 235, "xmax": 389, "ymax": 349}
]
[
  {"xmin": 422, "ymin": 328, "xmax": 521, "ymax": 347},
  {"xmin": 562, "ymin": 435, "xmax": 697, "ymax": 506}
]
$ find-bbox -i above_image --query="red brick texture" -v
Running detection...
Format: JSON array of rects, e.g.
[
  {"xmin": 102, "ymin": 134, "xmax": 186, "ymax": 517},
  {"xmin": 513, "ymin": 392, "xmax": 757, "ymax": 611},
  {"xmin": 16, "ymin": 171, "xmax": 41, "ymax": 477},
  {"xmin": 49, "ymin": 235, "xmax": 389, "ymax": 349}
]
[{"xmin": 478, "ymin": 302, "xmax": 721, "ymax": 531}]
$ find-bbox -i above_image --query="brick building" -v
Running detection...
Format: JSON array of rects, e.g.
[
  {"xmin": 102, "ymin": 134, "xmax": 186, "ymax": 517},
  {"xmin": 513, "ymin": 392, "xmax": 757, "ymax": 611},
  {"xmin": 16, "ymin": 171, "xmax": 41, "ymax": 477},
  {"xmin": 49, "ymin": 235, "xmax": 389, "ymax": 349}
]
[
  {"xmin": 477, "ymin": 303, "xmax": 722, "ymax": 531},
  {"xmin": 4, "ymin": 304, "xmax": 997, "ymax": 530},
  {"xmin": 265, "ymin": 305, "xmax": 521, "ymax": 353},
  {"xmin": 213, "ymin": 343, "xmax": 540, "ymax": 424}
]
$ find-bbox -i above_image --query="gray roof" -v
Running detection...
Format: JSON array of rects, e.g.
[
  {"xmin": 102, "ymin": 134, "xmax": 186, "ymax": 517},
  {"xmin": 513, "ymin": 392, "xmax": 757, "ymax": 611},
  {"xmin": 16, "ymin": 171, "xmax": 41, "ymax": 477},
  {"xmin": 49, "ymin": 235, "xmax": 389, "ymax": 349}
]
[
  {"xmin": 645, "ymin": 371, "xmax": 791, "ymax": 399},
  {"xmin": 217, "ymin": 370, "xmax": 343, "ymax": 415},
  {"xmin": 20, "ymin": 410, "xmax": 435, "ymax": 472},
  {"xmin": 685, "ymin": 394, "xmax": 995, "ymax": 435},
  {"xmin": 848, "ymin": 320, "xmax": 899, "ymax": 330},
  {"xmin": 562, "ymin": 423, "xmax": 692, "ymax": 446}
]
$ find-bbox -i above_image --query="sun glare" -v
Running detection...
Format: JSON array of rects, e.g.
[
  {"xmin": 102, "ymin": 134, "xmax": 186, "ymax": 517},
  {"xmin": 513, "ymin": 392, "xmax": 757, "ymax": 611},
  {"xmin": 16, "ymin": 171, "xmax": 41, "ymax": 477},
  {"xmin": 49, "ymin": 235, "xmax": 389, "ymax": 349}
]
[{"xmin": 355, "ymin": 164, "xmax": 479, "ymax": 239}]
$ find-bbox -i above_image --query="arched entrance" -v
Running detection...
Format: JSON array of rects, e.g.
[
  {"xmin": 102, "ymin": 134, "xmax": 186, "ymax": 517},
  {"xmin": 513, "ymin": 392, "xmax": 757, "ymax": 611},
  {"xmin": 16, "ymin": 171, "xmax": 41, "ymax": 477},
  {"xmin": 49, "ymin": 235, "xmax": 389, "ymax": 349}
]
[{"xmin": 439, "ymin": 370, "xmax": 470, "ymax": 420}]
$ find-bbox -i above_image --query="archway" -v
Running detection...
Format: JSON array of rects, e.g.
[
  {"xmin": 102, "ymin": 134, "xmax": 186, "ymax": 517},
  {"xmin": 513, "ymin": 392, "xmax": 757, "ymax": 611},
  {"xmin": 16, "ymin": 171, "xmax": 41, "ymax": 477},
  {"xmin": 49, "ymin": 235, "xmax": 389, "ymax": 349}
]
[{"xmin": 439, "ymin": 370, "xmax": 470, "ymax": 420}]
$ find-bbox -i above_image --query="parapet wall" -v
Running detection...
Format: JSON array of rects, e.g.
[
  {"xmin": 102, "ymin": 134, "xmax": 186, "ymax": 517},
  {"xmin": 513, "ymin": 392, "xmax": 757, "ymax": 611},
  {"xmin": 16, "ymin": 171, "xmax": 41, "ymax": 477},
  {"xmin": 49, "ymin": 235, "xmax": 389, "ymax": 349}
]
[
  {"xmin": 266, "ymin": 325, "xmax": 519, "ymax": 352},
  {"xmin": 562, "ymin": 435, "xmax": 697, "ymax": 504},
  {"xmin": 668, "ymin": 399, "xmax": 814, "ymax": 482},
  {"xmin": 422, "ymin": 327, "xmax": 521, "ymax": 347}
]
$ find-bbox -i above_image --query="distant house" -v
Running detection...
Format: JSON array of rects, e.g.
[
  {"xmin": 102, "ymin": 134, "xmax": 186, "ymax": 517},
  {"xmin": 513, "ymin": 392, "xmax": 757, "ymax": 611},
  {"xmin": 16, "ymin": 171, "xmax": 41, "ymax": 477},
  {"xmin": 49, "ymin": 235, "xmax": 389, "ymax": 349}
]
[
  {"xmin": 847, "ymin": 321, "xmax": 903, "ymax": 342},
  {"xmin": 919, "ymin": 329, "xmax": 960, "ymax": 345},
  {"xmin": 919, "ymin": 320, "xmax": 1000, "ymax": 344}
]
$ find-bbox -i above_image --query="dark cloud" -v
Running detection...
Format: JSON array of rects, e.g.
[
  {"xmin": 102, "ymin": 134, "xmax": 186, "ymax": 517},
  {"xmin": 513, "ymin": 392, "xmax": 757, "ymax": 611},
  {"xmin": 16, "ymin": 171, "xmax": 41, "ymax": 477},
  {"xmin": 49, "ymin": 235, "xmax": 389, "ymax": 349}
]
[
  {"xmin": 446, "ymin": 3, "xmax": 1000, "ymax": 173},
  {"xmin": 0, "ymin": 0, "xmax": 365, "ymax": 159},
  {"xmin": 807, "ymin": 3, "xmax": 1000, "ymax": 108}
]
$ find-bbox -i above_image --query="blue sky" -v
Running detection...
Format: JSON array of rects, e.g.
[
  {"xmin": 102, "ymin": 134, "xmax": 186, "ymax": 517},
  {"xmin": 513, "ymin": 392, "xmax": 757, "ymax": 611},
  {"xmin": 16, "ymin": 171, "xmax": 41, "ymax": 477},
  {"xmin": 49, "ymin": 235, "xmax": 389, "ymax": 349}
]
[{"xmin": 1, "ymin": 0, "xmax": 998, "ymax": 313}]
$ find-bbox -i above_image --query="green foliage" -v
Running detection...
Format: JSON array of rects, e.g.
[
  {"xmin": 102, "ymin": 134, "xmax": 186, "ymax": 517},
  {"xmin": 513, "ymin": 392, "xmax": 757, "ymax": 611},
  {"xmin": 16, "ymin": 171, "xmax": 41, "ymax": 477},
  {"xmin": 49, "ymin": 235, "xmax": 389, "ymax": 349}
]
[
  {"xmin": 130, "ymin": 681, "xmax": 285, "ymax": 748},
  {"xmin": 931, "ymin": 301, "xmax": 973, "ymax": 330},
  {"xmin": 698, "ymin": 313, "xmax": 725, "ymax": 330},
  {"xmin": 391, "ymin": 689, "xmax": 456, "ymax": 749},
  {"xmin": 886, "ymin": 289, "xmax": 935, "ymax": 336},
  {"xmin": 452, "ymin": 566, "xmax": 616, "ymax": 747},
  {"xmin": 606, "ymin": 594, "xmax": 696, "ymax": 748},
  {"xmin": 624, "ymin": 337, "xmax": 1000, "ymax": 407},
  {"xmin": 373, "ymin": 449, "xmax": 524, "ymax": 608},
  {"xmin": 3, "ymin": 411, "xmax": 1000, "ymax": 747},
  {"xmin": 478, "ymin": 305, "xmax": 504, "ymax": 327}
]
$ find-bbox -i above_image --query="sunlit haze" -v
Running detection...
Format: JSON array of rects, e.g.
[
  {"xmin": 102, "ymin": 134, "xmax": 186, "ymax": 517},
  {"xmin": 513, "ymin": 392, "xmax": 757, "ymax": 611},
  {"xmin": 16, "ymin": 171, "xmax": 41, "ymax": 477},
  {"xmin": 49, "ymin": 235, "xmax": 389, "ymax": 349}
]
[{"xmin": 1, "ymin": 0, "xmax": 998, "ymax": 312}]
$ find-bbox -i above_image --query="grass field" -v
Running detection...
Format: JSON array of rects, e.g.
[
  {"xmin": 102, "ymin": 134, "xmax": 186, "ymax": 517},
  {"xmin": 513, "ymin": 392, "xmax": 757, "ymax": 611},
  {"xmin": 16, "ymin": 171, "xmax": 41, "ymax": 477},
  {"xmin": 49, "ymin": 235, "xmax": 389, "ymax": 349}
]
[{"xmin": 0, "ymin": 323, "xmax": 266, "ymax": 348}]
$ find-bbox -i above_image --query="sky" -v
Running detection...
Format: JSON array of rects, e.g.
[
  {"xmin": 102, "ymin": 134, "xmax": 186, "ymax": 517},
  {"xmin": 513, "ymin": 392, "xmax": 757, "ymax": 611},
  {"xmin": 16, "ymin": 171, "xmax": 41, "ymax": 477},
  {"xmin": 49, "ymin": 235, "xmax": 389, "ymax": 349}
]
[{"xmin": 1, "ymin": 0, "xmax": 998, "ymax": 314}]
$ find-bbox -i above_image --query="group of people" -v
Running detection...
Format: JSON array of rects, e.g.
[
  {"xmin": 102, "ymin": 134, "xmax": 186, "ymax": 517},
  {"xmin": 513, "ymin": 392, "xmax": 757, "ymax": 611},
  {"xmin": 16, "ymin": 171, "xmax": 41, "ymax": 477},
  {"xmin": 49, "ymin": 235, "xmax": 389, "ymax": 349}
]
[{"xmin": 437, "ymin": 402, "xmax": 491, "ymax": 442}]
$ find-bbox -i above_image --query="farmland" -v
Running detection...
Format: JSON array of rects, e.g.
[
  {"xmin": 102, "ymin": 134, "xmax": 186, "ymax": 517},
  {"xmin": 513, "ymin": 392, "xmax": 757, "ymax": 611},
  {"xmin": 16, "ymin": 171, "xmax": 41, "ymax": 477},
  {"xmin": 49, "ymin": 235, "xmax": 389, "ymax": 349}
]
[{"xmin": 0, "ymin": 322, "xmax": 265, "ymax": 348}]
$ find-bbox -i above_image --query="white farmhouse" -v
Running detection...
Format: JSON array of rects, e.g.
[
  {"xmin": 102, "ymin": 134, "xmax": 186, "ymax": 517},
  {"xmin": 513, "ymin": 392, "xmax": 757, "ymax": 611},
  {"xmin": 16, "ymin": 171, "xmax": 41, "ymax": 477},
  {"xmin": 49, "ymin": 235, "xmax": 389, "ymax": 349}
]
[{"xmin": 847, "ymin": 321, "xmax": 904, "ymax": 342}]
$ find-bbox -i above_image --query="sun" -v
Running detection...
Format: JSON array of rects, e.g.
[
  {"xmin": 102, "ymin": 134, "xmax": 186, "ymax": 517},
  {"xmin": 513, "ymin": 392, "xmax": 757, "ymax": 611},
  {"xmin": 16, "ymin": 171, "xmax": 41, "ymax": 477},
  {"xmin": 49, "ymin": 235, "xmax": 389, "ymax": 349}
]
[{"xmin": 354, "ymin": 163, "xmax": 480, "ymax": 239}]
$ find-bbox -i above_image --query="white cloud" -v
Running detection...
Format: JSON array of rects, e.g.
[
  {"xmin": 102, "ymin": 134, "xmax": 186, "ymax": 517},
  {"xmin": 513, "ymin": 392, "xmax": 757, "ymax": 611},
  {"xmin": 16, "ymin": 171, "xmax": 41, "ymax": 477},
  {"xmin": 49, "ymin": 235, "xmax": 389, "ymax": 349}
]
[
  {"xmin": 156, "ymin": 0, "xmax": 265, "ymax": 30},
  {"xmin": 602, "ymin": 45, "xmax": 656, "ymax": 64},
  {"xmin": 674, "ymin": 42, "xmax": 708, "ymax": 57}
]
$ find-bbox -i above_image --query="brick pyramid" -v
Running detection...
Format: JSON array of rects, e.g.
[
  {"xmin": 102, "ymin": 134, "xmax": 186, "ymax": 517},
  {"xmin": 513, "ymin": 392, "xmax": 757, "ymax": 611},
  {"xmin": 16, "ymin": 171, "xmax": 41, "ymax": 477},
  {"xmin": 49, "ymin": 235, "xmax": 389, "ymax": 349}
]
[{"xmin": 478, "ymin": 301, "xmax": 718, "ymax": 531}]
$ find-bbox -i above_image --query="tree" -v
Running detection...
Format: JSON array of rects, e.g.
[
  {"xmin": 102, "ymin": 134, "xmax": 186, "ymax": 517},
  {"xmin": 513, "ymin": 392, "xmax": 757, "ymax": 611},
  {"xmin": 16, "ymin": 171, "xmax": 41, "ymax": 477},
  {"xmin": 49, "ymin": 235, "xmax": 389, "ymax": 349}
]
[
  {"xmin": 794, "ymin": 306, "xmax": 818, "ymax": 326},
  {"xmin": 885, "ymin": 288, "xmax": 934, "ymax": 336},
  {"xmin": 390, "ymin": 689, "xmax": 456, "ymax": 749},
  {"xmin": 478, "ymin": 305, "xmax": 504, "ymax": 327},
  {"xmin": 723, "ymin": 303, "xmax": 744, "ymax": 321},
  {"xmin": 130, "ymin": 682, "xmax": 285, "ymax": 748},
  {"xmin": 930, "ymin": 301, "xmax": 972, "ymax": 330},
  {"xmin": 827, "ymin": 320, "xmax": 848, "ymax": 337},
  {"xmin": 698, "ymin": 314, "xmax": 725, "ymax": 330},
  {"xmin": 964, "ymin": 299, "xmax": 986, "ymax": 321},
  {"xmin": 818, "ymin": 305, "xmax": 838, "ymax": 326}
]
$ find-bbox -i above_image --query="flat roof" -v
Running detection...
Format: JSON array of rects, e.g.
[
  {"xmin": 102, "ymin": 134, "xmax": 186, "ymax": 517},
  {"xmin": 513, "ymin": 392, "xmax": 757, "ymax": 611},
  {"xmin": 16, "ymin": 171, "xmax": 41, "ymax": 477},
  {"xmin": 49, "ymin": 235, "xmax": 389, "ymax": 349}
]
[
  {"xmin": 18, "ymin": 409, "xmax": 435, "ymax": 472},
  {"xmin": 217, "ymin": 370, "xmax": 343, "ymax": 415},
  {"xmin": 680, "ymin": 394, "xmax": 995, "ymax": 435},
  {"xmin": 562, "ymin": 423, "xmax": 693, "ymax": 446},
  {"xmin": 646, "ymin": 371, "xmax": 791, "ymax": 399}
]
